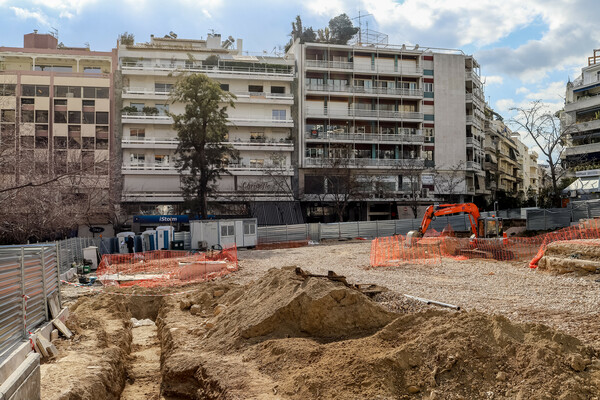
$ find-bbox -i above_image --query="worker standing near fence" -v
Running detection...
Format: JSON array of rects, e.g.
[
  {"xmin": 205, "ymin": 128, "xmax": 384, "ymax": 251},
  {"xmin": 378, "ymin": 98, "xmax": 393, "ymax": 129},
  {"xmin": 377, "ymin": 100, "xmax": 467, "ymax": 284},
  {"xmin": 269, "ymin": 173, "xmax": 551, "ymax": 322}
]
[{"xmin": 126, "ymin": 236, "xmax": 135, "ymax": 254}]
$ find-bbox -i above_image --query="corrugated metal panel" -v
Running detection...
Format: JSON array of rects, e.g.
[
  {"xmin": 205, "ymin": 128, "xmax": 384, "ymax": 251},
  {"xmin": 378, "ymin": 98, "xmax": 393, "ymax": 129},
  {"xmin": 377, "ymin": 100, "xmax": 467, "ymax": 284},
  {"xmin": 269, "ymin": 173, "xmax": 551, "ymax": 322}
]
[
  {"xmin": 258, "ymin": 224, "xmax": 308, "ymax": 243},
  {"xmin": 0, "ymin": 250, "xmax": 23, "ymax": 356}
]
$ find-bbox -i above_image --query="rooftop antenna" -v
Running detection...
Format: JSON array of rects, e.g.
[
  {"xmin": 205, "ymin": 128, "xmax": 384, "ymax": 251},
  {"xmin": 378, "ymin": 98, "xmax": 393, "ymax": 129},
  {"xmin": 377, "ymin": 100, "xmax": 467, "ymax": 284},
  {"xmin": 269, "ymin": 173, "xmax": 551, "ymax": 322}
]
[
  {"xmin": 352, "ymin": 11, "xmax": 373, "ymax": 46},
  {"xmin": 50, "ymin": 27, "xmax": 58, "ymax": 39}
]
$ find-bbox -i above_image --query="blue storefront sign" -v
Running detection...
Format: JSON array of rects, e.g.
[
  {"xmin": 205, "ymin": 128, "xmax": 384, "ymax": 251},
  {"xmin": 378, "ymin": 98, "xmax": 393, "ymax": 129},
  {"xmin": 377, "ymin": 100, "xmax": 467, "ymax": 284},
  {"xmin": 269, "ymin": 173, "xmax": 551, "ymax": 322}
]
[{"xmin": 133, "ymin": 215, "xmax": 190, "ymax": 224}]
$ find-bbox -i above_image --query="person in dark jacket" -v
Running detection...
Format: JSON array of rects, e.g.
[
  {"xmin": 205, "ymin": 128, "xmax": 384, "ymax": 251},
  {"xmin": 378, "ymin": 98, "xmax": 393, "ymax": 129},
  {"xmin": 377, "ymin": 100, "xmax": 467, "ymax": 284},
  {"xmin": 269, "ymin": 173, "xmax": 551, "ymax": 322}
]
[{"xmin": 126, "ymin": 236, "xmax": 134, "ymax": 253}]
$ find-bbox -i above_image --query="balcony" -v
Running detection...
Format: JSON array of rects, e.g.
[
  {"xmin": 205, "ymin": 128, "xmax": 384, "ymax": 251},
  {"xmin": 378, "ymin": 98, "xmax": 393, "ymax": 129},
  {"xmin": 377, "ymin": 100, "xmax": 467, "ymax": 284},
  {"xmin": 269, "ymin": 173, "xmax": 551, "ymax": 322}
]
[
  {"xmin": 564, "ymin": 141, "xmax": 600, "ymax": 157},
  {"xmin": 573, "ymin": 118, "xmax": 600, "ymax": 132},
  {"xmin": 121, "ymin": 113, "xmax": 293, "ymax": 128},
  {"xmin": 226, "ymin": 139, "xmax": 294, "ymax": 151},
  {"xmin": 304, "ymin": 59, "xmax": 423, "ymax": 75},
  {"xmin": 306, "ymin": 107, "xmax": 423, "ymax": 121},
  {"xmin": 466, "ymin": 115, "xmax": 483, "ymax": 129},
  {"xmin": 305, "ymin": 83, "xmax": 423, "ymax": 98},
  {"xmin": 465, "ymin": 69, "xmax": 482, "ymax": 85},
  {"xmin": 121, "ymin": 113, "xmax": 172, "ymax": 124},
  {"xmin": 121, "ymin": 62, "xmax": 294, "ymax": 80},
  {"xmin": 466, "ymin": 137, "xmax": 482, "ymax": 148},
  {"xmin": 122, "ymin": 163, "xmax": 177, "ymax": 174},
  {"xmin": 233, "ymin": 91, "xmax": 294, "ymax": 104},
  {"xmin": 572, "ymin": 74, "xmax": 600, "ymax": 90},
  {"xmin": 465, "ymin": 93, "xmax": 473, "ymax": 102},
  {"xmin": 122, "ymin": 137, "xmax": 178, "ymax": 149},
  {"xmin": 122, "ymin": 162, "xmax": 294, "ymax": 176},
  {"xmin": 466, "ymin": 161, "xmax": 482, "ymax": 171},
  {"xmin": 122, "ymin": 87, "xmax": 170, "ymax": 99},
  {"xmin": 305, "ymin": 130, "xmax": 424, "ymax": 144},
  {"xmin": 304, "ymin": 157, "xmax": 425, "ymax": 169}
]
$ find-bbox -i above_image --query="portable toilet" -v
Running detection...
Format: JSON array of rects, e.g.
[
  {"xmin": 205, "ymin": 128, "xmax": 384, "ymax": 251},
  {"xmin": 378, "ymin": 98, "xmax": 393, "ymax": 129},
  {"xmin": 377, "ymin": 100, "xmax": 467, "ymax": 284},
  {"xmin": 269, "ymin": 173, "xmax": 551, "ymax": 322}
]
[
  {"xmin": 156, "ymin": 226, "xmax": 175, "ymax": 250},
  {"xmin": 116, "ymin": 231, "xmax": 136, "ymax": 254},
  {"xmin": 142, "ymin": 230, "xmax": 157, "ymax": 251}
]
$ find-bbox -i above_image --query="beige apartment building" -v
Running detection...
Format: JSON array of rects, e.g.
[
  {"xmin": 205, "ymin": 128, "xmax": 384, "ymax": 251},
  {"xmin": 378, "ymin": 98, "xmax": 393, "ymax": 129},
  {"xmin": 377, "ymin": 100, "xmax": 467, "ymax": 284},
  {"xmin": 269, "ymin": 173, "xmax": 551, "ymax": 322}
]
[
  {"xmin": 118, "ymin": 34, "xmax": 297, "ymax": 223},
  {"xmin": 289, "ymin": 38, "xmax": 486, "ymax": 220},
  {"xmin": 0, "ymin": 32, "xmax": 116, "ymax": 229}
]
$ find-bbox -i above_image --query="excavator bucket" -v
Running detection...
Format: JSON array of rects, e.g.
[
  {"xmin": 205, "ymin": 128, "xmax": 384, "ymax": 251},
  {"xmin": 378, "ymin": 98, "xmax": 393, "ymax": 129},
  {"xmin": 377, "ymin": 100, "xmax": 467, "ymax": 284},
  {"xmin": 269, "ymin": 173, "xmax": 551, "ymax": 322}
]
[{"xmin": 406, "ymin": 230, "xmax": 422, "ymax": 247}]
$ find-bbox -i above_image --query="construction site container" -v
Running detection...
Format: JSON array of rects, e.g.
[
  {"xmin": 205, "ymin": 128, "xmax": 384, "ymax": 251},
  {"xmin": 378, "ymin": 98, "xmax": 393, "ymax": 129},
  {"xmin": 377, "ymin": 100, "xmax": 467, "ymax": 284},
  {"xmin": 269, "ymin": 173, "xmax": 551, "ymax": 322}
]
[
  {"xmin": 190, "ymin": 218, "xmax": 257, "ymax": 250},
  {"xmin": 156, "ymin": 226, "xmax": 175, "ymax": 250}
]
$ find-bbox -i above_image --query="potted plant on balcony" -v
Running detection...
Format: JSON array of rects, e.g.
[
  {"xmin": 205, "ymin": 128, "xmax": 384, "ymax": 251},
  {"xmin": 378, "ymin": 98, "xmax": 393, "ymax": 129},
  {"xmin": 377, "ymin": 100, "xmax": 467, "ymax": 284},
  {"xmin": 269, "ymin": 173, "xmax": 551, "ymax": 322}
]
[
  {"xmin": 121, "ymin": 106, "xmax": 138, "ymax": 114},
  {"xmin": 142, "ymin": 106, "xmax": 159, "ymax": 116}
]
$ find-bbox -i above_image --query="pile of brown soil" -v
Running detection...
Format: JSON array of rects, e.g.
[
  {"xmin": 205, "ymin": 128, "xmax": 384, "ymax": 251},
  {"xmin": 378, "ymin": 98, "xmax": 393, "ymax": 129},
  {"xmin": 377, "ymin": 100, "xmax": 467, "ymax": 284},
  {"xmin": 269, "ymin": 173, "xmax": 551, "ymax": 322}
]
[
  {"xmin": 158, "ymin": 267, "xmax": 600, "ymax": 399},
  {"xmin": 538, "ymin": 239, "xmax": 600, "ymax": 274},
  {"xmin": 40, "ymin": 294, "xmax": 133, "ymax": 399}
]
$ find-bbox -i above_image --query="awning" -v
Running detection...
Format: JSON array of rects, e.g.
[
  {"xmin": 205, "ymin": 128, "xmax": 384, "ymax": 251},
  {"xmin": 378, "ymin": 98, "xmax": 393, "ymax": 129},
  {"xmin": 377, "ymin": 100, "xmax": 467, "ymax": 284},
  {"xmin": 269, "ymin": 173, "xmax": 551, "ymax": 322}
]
[{"xmin": 563, "ymin": 177, "xmax": 600, "ymax": 195}]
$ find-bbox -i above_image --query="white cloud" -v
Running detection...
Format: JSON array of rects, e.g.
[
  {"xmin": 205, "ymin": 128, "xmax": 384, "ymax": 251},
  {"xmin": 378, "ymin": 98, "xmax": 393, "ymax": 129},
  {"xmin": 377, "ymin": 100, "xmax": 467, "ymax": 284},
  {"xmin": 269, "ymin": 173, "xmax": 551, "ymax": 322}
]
[
  {"xmin": 10, "ymin": 6, "xmax": 52, "ymax": 27},
  {"xmin": 495, "ymin": 98, "xmax": 517, "ymax": 113},
  {"xmin": 516, "ymin": 87, "xmax": 529, "ymax": 95},
  {"xmin": 202, "ymin": 9, "xmax": 211, "ymax": 18},
  {"xmin": 523, "ymin": 81, "xmax": 566, "ymax": 103},
  {"xmin": 482, "ymin": 75, "xmax": 503, "ymax": 85},
  {"xmin": 303, "ymin": 0, "xmax": 347, "ymax": 17}
]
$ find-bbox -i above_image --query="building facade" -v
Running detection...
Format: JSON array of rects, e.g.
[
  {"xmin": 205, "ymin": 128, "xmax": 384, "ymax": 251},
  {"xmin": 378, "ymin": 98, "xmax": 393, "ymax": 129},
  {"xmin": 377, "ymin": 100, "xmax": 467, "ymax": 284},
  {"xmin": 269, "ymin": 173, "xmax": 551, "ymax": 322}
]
[
  {"xmin": 290, "ymin": 40, "xmax": 486, "ymax": 221},
  {"xmin": 117, "ymin": 34, "xmax": 296, "ymax": 222},
  {"xmin": 0, "ymin": 32, "xmax": 116, "ymax": 227},
  {"xmin": 564, "ymin": 49, "xmax": 600, "ymax": 169}
]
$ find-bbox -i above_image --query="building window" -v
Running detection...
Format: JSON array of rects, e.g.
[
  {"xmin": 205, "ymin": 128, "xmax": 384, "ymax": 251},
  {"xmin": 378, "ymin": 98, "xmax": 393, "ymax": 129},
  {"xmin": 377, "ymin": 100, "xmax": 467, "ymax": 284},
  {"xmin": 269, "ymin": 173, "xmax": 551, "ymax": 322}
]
[
  {"xmin": 1, "ymin": 110, "xmax": 16, "ymax": 123},
  {"xmin": 83, "ymin": 67, "xmax": 102, "ymax": 73},
  {"xmin": 130, "ymin": 128, "xmax": 145, "ymax": 138},
  {"xmin": 54, "ymin": 136, "xmax": 67, "ymax": 149},
  {"xmin": 21, "ymin": 110, "xmax": 34, "ymax": 123},
  {"xmin": 272, "ymin": 110, "xmax": 286, "ymax": 120},
  {"xmin": 83, "ymin": 112, "xmax": 95, "ymax": 124},
  {"xmin": 243, "ymin": 221, "xmax": 255, "ymax": 235},
  {"xmin": 271, "ymin": 86, "xmax": 285, "ymax": 94},
  {"xmin": 155, "ymin": 104, "xmax": 169, "ymax": 115},
  {"xmin": 22, "ymin": 85, "xmax": 35, "ymax": 97},
  {"xmin": 68, "ymin": 111, "xmax": 81, "ymax": 124},
  {"xmin": 35, "ymin": 110, "xmax": 49, "ymax": 123},
  {"xmin": 155, "ymin": 83, "xmax": 173, "ymax": 93},
  {"xmin": 21, "ymin": 98, "xmax": 34, "ymax": 105},
  {"xmin": 155, "ymin": 154, "xmax": 169, "ymax": 164},
  {"xmin": 424, "ymin": 82, "xmax": 433, "ymax": 92},
  {"xmin": 82, "ymin": 100, "xmax": 95, "ymax": 107},
  {"xmin": 221, "ymin": 225, "xmax": 234, "ymax": 237},
  {"xmin": 35, "ymin": 136, "xmax": 48, "ymax": 149},
  {"xmin": 55, "ymin": 86, "xmax": 81, "ymax": 98},
  {"xmin": 250, "ymin": 159, "xmax": 264, "ymax": 168},
  {"xmin": 54, "ymin": 99, "xmax": 67, "ymax": 106},
  {"xmin": 95, "ymin": 126, "xmax": 109, "ymax": 149},
  {"xmin": 68, "ymin": 126, "xmax": 82, "ymax": 148},
  {"xmin": 248, "ymin": 85, "xmax": 263, "ymax": 93},
  {"xmin": 0, "ymin": 84, "xmax": 16, "ymax": 96},
  {"xmin": 96, "ymin": 112, "xmax": 109, "ymax": 124},
  {"xmin": 21, "ymin": 136, "xmax": 34, "ymax": 149},
  {"xmin": 130, "ymin": 103, "xmax": 144, "ymax": 112},
  {"xmin": 220, "ymin": 83, "xmax": 229, "ymax": 91},
  {"xmin": 130, "ymin": 153, "xmax": 145, "ymax": 165},
  {"xmin": 82, "ymin": 137, "xmax": 95, "ymax": 149},
  {"xmin": 54, "ymin": 111, "xmax": 67, "ymax": 123}
]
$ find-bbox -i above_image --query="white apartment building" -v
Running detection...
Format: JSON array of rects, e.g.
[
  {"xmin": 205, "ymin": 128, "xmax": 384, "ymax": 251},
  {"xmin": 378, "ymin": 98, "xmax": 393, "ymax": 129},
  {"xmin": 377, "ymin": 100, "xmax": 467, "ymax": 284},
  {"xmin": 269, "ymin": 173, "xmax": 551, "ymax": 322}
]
[
  {"xmin": 289, "ymin": 40, "xmax": 486, "ymax": 220},
  {"xmin": 118, "ymin": 34, "xmax": 296, "ymax": 221}
]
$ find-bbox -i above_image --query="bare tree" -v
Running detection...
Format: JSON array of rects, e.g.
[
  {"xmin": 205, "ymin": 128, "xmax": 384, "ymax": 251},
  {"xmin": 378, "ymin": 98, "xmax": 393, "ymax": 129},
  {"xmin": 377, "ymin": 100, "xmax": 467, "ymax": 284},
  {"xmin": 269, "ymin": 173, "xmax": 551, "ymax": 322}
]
[
  {"xmin": 511, "ymin": 101, "xmax": 575, "ymax": 207},
  {"xmin": 434, "ymin": 161, "xmax": 466, "ymax": 203}
]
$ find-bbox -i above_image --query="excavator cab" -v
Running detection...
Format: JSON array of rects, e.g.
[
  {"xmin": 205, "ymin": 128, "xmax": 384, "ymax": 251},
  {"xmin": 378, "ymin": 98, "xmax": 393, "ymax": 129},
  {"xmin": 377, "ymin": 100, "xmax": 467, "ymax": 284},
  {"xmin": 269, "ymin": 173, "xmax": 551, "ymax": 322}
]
[{"xmin": 477, "ymin": 217, "xmax": 503, "ymax": 238}]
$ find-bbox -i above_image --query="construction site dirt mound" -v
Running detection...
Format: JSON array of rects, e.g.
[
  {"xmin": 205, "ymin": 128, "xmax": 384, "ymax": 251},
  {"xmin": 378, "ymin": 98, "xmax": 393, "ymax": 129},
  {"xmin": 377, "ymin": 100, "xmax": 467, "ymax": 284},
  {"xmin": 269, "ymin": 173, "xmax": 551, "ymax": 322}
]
[
  {"xmin": 253, "ymin": 311, "xmax": 600, "ymax": 399},
  {"xmin": 538, "ymin": 239, "xmax": 600, "ymax": 275},
  {"xmin": 158, "ymin": 267, "xmax": 600, "ymax": 399}
]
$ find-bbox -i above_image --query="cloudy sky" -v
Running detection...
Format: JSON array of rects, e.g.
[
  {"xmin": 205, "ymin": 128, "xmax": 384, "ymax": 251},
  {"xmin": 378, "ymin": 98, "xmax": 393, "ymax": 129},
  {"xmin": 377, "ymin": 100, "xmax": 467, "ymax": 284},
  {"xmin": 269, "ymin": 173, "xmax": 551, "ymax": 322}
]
[{"xmin": 1, "ymin": 0, "xmax": 598, "ymax": 150}]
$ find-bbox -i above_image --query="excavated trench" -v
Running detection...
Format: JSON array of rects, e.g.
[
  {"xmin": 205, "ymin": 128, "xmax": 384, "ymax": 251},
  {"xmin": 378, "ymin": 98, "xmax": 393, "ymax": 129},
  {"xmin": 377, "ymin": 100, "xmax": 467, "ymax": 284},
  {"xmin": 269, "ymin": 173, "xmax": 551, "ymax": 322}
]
[{"xmin": 119, "ymin": 296, "xmax": 164, "ymax": 400}]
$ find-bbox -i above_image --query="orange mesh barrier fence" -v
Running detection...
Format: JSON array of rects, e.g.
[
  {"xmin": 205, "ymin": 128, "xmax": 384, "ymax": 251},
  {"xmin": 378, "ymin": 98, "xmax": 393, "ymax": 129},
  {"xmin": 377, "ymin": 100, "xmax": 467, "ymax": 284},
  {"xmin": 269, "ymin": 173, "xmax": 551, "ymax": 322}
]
[
  {"xmin": 370, "ymin": 219, "xmax": 600, "ymax": 268},
  {"xmin": 96, "ymin": 246, "xmax": 238, "ymax": 288},
  {"xmin": 370, "ymin": 235, "xmax": 443, "ymax": 267}
]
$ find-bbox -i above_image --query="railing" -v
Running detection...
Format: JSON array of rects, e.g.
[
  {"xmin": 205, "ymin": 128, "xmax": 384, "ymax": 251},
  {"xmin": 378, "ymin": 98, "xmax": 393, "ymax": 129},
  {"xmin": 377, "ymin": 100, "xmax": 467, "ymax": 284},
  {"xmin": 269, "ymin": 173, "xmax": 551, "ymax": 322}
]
[
  {"xmin": 122, "ymin": 163, "xmax": 293, "ymax": 173},
  {"xmin": 304, "ymin": 157, "xmax": 425, "ymax": 168},
  {"xmin": 305, "ymin": 131, "xmax": 424, "ymax": 143},
  {"xmin": 466, "ymin": 137, "xmax": 482, "ymax": 147},
  {"xmin": 122, "ymin": 137, "xmax": 178, "ymax": 145},
  {"xmin": 123, "ymin": 163, "xmax": 175, "ymax": 171},
  {"xmin": 306, "ymin": 84, "xmax": 423, "ymax": 97},
  {"xmin": 466, "ymin": 161, "xmax": 482, "ymax": 171},
  {"xmin": 306, "ymin": 107, "xmax": 423, "ymax": 120},
  {"xmin": 465, "ymin": 93, "xmax": 473, "ymax": 102},
  {"xmin": 123, "ymin": 87, "xmax": 293, "ymax": 100},
  {"xmin": 572, "ymin": 75, "xmax": 600, "ymax": 89},
  {"xmin": 123, "ymin": 87, "xmax": 171, "ymax": 96},
  {"xmin": 304, "ymin": 59, "xmax": 423, "ymax": 75},
  {"xmin": 121, "ymin": 62, "xmax": 294, "ymax": 77},
  {"xmin": 226, "ymin": 139, "xmax": 294, "ymax": 147},
  {"xmin": 121, "ymin": 113, "xmax": 293, "ymax": 126},
  {"xmin": 465, "ymin": 69, "xmax": 482, "ymax": 84}
]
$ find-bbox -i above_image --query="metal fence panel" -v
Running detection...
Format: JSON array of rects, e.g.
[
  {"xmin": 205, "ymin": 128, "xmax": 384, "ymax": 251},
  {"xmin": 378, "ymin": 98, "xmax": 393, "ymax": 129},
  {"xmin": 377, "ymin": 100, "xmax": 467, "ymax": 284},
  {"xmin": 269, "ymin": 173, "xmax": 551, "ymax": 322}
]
[
  {"xmin": 0, "ymin": 250, "xmax": 23, "ymax": 356},
  {"xmin": 0, "ymin": 245, "xmax": 59, "ymax": 358}
]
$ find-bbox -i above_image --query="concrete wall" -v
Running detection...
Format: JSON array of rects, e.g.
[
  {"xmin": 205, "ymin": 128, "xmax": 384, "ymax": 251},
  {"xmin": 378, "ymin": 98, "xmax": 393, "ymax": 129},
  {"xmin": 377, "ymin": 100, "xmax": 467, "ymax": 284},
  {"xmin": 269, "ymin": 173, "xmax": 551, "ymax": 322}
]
[{"xmin": 433, "ymin": 53, "xmax": 467, "ymax": 171}]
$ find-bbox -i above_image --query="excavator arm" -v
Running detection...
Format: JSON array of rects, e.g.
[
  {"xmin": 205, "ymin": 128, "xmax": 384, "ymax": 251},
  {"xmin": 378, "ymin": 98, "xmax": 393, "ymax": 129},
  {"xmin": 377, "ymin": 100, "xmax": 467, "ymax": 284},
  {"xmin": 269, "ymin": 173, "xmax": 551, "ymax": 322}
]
[{"xmin": 418, "ymin": 203, "xmax": 481, "ymax": 237}]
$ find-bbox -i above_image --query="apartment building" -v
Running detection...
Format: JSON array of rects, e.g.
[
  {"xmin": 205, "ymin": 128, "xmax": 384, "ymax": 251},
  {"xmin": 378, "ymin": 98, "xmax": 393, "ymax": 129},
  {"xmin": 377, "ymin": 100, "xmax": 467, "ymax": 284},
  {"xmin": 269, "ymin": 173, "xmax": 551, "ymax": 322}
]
[
  {"xmin": 483, "ymin": 109, "xmax": 522, "ymax": 199},
  {"xmin": 563, "ymin": 49, "xmax": 600, "ymax": 169},
  {"xmin": 118, "ymin": 34, "xmax": 295, "ymax": 221},
  {"xmin": 0, "ymin": 32, "xmax": 116, "ymax": 227},
  {"xmin": 290, "ymin": 40, "xmax": 486, "ymax": 220},
  {"xmin": 513, "ymin": 136, "xmax": 541, "ymax": 197}
]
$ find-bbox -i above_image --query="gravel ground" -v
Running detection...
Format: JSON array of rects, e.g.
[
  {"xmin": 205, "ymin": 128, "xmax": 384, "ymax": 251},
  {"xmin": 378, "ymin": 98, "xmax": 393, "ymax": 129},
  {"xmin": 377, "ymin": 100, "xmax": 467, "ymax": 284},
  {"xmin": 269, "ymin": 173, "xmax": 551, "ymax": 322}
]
[{"xmin": 234, "ymin": 240, "xmax": 600, "ymax": 347}]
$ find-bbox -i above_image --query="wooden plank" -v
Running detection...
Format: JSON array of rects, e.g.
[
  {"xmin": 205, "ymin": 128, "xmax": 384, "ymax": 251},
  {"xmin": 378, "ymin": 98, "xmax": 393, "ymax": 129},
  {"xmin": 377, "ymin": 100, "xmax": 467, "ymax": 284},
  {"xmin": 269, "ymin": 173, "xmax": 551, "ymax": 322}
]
[
  {"xmin": 48, "ymin": 293, "xmax": 60, "ymax": 319},
  {"xmin": 52, "ymin": 319, "xmax": 73, "ymax": 339},
  {"xmin": 35, "ymin": 336, "xmax": 49, "ymax": 358},
  {"xmin": 38, "ymin": 336, "xmax": 58, "ymax": 358}
]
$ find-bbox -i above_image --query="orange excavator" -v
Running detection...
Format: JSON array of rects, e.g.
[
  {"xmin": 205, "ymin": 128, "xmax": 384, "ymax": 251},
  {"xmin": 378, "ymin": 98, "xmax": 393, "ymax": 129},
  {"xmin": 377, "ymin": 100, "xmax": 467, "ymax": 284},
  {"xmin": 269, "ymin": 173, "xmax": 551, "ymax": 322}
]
[{"xmin": 406, "ymin": 203, "xmax": 512, "ymax": 260}]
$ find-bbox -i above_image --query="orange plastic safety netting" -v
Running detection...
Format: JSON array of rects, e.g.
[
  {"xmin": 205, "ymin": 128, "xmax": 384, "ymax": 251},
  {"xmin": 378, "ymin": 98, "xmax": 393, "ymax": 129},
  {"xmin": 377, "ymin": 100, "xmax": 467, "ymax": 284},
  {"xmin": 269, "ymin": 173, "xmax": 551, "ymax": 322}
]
[
  {"xmin": 96, "ymin": 246, "xmax": 238, "ymax": 288},
  {"xmin": 370, "ymin": 219, "xmax": 600, "ymax": 268}
]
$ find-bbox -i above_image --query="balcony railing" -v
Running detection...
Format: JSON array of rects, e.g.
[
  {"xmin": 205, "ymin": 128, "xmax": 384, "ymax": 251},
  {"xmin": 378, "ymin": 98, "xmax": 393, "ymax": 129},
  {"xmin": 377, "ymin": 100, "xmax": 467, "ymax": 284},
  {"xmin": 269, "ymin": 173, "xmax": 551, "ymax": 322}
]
[
  {"xmin": 465, "ymin": 69, "xmax": 482, "ymax": 84},
  {"xmin": 304, "ymin": 157, "xmax": 425, "ymax": 168},
  {"xmin": 305, "ymin": 59, "xmax": 423, "ymax": 75},
  {"xmin": 122, "ymin": 112, "xmax": 172, "ymax": 122},
  {"xmin": 305, "ymin": 131, "xmax": 424, "ymax": 143},
  {"xmin": 123, "ymin": 163, "xmax": 176, "ymax": 171},
  {"xmin": 122, "ymin": 137, "xmax": 178, "ymax": 146},
  {"xmin": 466, "ymin": 137, "xmax": 482, "ymax": 147},
  {"xmin": 466, "ymin": 161, "xmax": 482, "ymax": 171},
  {"xmin": 121, "ymin": 62, "xmax": 294, "ymax": 77},
  {"xmin": 572, "ymin": 75, "xmax": 600, "ymax": 89},
  {"xmin": 123, "ymin": 162, "xmax": 293, "ymax": 173},
  {"xmin": 121, "ymin": 113, "xmax": 293, "ymax": 126},
  {"xmin": 306, "ymin": 83, "xmax": 423, "ymax": 97},
  {"xmin": 306, "ymin": 107, "xmax": 423, "ymax": 120}
]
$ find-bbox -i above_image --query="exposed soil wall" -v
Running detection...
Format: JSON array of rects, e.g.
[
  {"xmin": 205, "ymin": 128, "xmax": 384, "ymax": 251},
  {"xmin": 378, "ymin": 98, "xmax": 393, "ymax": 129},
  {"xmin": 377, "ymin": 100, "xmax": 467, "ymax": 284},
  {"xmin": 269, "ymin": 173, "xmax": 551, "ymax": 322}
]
[{"xmin": 538, "ymin": 240, "xmax": 600, "ymax": 274}]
